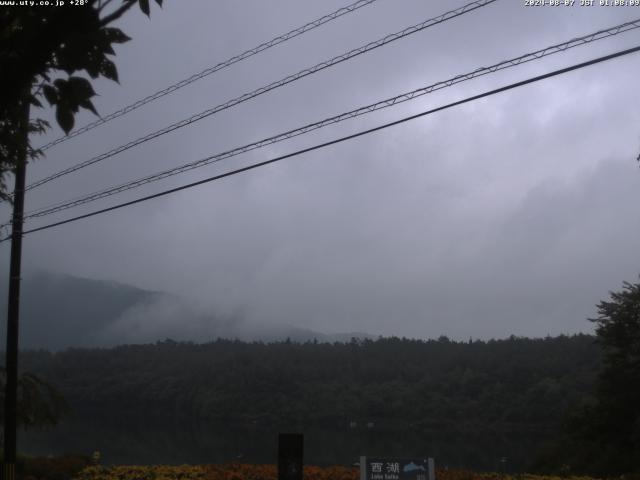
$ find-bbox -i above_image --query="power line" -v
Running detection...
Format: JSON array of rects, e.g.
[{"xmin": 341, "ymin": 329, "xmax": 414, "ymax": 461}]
[
  {"xmin": 4, "ymin": 44, "xmax": 638, "ymax": 243},
  {"xmin": 22, "ymin": 17, "xmax": 640, "ymax": 220},
  {"xmin": 36, "ymin": 0, "xmax": 380, "ymax": 152},
  {"xmin": 25, "ymin": 0, "xmax": 497, "ymax": 192}
]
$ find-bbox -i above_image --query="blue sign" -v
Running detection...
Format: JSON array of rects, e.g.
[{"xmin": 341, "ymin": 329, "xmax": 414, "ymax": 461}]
[{"xmin": 360, "ymin": 457, "xmax": 435, "ymax": 480}]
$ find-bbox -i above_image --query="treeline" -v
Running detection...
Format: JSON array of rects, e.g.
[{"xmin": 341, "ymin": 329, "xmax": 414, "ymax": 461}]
[{"xmin": 20, "ymin": 335, "xmax": 599, "ymax": 434}]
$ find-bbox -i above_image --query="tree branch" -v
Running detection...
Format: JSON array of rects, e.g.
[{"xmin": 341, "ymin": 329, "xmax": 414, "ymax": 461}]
[
  {"xmin": 99, "ymin": 0, "xmax": 136, "ymax": 27},
  {"xmin": 98, "ymin": 0, "xmax": 118, "ymax": 13}
]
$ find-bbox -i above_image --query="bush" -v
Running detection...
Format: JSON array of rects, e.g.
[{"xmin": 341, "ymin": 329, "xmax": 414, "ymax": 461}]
[{"xmin": 17, "ymin": 454, "xmax": 92, "ymax": 480}]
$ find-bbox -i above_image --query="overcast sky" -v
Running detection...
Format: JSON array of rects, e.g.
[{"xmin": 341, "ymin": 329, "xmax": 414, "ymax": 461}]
[{"xmin": 2, "ymin": 0, "xmax": 640, "ymax": 340}]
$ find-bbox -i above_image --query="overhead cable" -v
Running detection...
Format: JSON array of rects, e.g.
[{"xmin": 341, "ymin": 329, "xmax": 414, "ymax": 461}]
[
  {"xmin": 4, "ymin": 44, "xmax": 638, "ymax": 242},
  {"xmin": 36, "ymin": 0, "xmax": 381, "ymax": 151},
  {"xmin": 23, "ymin": 17, "xmax": 640, "ymax": 219},
  {"xmin": 25, "ymin": 0, "xmax": 498, "ymax": 192}
]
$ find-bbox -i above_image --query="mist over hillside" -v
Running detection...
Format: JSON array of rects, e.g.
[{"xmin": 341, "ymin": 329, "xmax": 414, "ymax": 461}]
[{"xmin": 0, "ymin": 271, "xmax": 374, "ymax": 350}]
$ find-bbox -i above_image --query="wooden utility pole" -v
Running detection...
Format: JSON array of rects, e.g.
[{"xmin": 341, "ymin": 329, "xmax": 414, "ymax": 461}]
[{"xmin": 3, "ymin": 93, "xmax": 30, "ymax": 480}]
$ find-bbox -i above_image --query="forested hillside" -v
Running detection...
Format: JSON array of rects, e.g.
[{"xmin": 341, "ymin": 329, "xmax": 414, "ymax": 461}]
[{"xmin": 20, "ymin": 335, "xmax": 599, "ymax": 432}]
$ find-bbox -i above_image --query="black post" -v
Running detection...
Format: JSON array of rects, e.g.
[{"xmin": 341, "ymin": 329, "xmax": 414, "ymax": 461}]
[
  {"xmin": 3, "ymin": 94, "xmax": 30, "ymax": 480},
  {"xmin": 278, "ymin": 433, "xmax": 303, "ymax": 480}
]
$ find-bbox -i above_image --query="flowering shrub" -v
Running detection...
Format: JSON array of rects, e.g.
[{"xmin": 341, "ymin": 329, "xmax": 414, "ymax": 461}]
[
  {"xmin": 71, "ymin": 465, "xmax": 602, "ymax": 480},
  {"xmin": 436, "ymin": 471, "xmax": 597, "ymax": 480},
  {"xmin": 74, "ymin": 464, "xmax": 277, "ymax": 480}
]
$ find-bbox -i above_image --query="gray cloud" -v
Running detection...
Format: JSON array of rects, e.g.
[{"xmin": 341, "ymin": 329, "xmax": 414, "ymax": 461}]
[{"xmin": 3, "ymin": 0, "xmax": 640, "ymax": 342}]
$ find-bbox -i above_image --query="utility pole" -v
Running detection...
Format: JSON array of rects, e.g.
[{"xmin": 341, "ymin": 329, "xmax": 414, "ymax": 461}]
[{"xmin": 3, "ymin": 92, "xmax": 30, "ymax": 480}]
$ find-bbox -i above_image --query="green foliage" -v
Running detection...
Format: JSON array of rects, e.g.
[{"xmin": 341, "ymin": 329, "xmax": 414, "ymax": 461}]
[
  {"xmin": 21, "ymin": 335, "xmax": 598, "ymax": 462},
  {"xmin": 0, "ymin": 0, "xmax": 162, "ymax": 201},
  {"xmin": 592, "ymin": 280, "xmax": 640, "ymax": 403},
  {"xmin": 587, "ymin": 279, "xmax": 640, "ymax": 474},
  {"xmin": 534, "ymin": 279, "xmax": 640, "ymax": 476},
  {"xmin": 0, "ymin": 370, "xmax": 68, "ymax": 429}
]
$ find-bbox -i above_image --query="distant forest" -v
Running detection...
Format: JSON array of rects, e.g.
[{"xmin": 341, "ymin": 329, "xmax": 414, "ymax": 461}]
[{"xmin": 20, "ymin": 335, "xmax": 599, "ymax": 435}]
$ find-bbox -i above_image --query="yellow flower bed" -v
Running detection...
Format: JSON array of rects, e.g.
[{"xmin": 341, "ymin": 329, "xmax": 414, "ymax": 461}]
[
  {"xmin": 73, "ymin": 464, "xmax": 357, "ymax": 480},
  {"xmin": 437, "ymin": 471, "xmax": 597, "ymax": 480},
  {"xmin": 72, "ymin": 465, "xmax": 600, "ymax": 480}
]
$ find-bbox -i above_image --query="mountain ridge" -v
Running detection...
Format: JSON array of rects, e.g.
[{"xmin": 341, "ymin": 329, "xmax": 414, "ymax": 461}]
[{"xmin": 0, "ymin": 270, "xmax": 374, "ymax": 350}]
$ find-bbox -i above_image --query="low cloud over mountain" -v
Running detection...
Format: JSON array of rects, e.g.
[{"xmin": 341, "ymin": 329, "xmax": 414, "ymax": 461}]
[{"xmin": 0, "ymin": 271, "xmax": 373, "ymax": 350}]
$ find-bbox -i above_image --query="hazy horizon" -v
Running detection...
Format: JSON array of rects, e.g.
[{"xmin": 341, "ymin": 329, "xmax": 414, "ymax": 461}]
[{"xmin": 2, "ymin": 0, "xmax": 640, "ymax": 342}]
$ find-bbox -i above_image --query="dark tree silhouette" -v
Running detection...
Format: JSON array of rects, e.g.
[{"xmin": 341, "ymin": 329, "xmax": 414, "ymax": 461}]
[
  {"xmin": 534, "ymin": 279, "xmax": 640, "ymax": 476},
  {"xmin": 1, "ymin": 2, "xmax": 163, "ymax": 472},
  {"xmin": 0, "ymin": 0, "xmax": 162, "ymax": 201},
  {"xmin": 587, "ymin": 279, "xmax": 640, "ymax": 473},
  {"xmin": 0, "ymin": 372, "xmax": 68, "ymax": 430}
]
